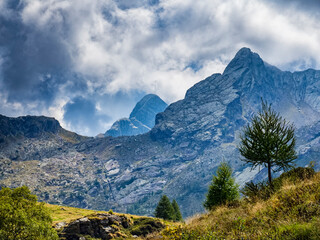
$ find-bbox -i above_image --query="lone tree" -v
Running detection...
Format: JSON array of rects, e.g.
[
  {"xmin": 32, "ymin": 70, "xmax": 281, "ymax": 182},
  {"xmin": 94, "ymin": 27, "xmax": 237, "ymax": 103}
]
[
  {"xmin": 204, "ymin": 162, "xmax": 239, "ymax": 210},
  {"xmin": 0, "ymin": 186, "xmax": 59, "ymax": 240},
  {"xmin": 154, "ymin": 195, "xmax": 175, "ymax": 220},
  {"xmin": 238, "ymin": 101, "xmax": 297, "ymax": 185},
  {"xmin": 171, "ymin": 199, "xmax": 183, "ymax": 222}
]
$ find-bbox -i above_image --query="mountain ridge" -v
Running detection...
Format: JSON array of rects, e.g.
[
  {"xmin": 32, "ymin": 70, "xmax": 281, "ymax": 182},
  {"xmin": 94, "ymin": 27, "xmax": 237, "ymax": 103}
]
[{"xmin": 1, "ymin": 48, "xmax": 320, "ymax": 218}]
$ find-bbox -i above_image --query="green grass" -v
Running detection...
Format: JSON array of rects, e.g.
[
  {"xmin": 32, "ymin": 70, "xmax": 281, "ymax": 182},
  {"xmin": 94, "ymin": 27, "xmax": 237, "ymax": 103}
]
[
  {"xmin": 162, "ymin": 170, "xmax": 320, "ymax": 239},
  {"xmin": 46, "ymin": 203, "xmax": 178, "ymax": 239},
  {"xmin": 46, "ymin": 168, "xmax": 320, "ymax": 239},
  {"xmin": 45, "ymin": 203, "xmax": 108, "ymax": 224}
]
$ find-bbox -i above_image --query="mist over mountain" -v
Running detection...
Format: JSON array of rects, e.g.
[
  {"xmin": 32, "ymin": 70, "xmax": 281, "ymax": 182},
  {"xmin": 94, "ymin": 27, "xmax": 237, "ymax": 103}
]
[
  {"xmin": 105, "ymin": 94, "xmax": 167, "ymax": 137},
  {"xmin": 1, "ymin": 48, "xmax": 320, "ymax": 218}
]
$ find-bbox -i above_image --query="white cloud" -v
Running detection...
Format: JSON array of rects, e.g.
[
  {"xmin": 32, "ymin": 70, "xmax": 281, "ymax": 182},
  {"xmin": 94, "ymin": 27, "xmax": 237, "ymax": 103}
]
[
  {"xmin": 18, "ymin": 0, "xmax": 320, "ymax": 103},
  {"xmin": 2, "ymin": 0, "xmax": 320, "ymax": 135}
]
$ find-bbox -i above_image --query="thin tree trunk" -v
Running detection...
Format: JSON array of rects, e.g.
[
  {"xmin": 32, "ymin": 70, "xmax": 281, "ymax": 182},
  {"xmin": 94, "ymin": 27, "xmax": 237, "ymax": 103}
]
[{"xmin": 268, "ymin": 161, "xmax": 272, "ymax": 186}]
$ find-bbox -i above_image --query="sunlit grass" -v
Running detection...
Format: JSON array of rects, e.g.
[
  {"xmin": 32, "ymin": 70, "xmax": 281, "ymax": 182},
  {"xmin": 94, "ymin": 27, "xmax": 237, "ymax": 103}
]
[{"xmin": 162, "ymin": 171, "xmax": 320, "ymax": 239}]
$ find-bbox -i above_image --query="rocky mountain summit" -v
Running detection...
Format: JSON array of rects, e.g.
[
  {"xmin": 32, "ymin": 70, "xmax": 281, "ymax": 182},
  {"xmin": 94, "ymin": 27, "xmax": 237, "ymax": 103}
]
[
  {"xmin": 105, "ymin": 94, "xmax": 167, "ymax": 137},
  {"xmin": 1, "ymin": 48, "xmax": 320, "ymax": 217}
]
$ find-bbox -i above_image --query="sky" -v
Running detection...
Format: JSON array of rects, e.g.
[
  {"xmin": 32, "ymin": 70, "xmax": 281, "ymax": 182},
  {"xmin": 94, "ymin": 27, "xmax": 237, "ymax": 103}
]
[{"xmin": 1, "ymin": 0, "xmax": 320, "ymax": 136}]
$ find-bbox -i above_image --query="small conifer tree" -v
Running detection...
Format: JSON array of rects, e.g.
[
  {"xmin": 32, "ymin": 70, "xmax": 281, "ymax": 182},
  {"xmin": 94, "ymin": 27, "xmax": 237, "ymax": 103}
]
[
  {"xmin": 239, "ymin": 100, "xmax": 297, "ymax": 185},
  {"xmin": 171, "ymin": 199, "xmax": 183, "ymax": 222},
  {"xmin": 204, "ymin": 162, "xmax": 239, "ymax": 210},
  {"xmin": 154, "ymin": 195, "xmax": 175, "ymax": 220}
]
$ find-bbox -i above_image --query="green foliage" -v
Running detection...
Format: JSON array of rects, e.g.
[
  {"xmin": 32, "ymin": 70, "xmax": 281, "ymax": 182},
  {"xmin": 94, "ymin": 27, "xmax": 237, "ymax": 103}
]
[
  {"xmin": 204, "ymin": 162, "xmax": 239, "ymax": 210},
  {"xmin": 172, "ymin": 199, "xmax": 183, "ymax": 222},
  {"xmin": 154, "ymin": 195, "xmax": 175, "ymax": 220},
  {"xmin": 162, "ymin": 171, "xmax": 320, "ymax": 240},
  {"xmin": 277, "ymin": 166, "xmax": 315, "ymax": 182},
  {"xmin": 130, "ymin": 217, "xmax": 164, "ymax": 237},
  {"xmin": 239, "ymin": 100, "xmax": 297, "ymax": 184},
  {"xmin": 0, "ymin": 186, "xmax": 59, "ymax": 240},
  {"xmin": 242, "ymin": 166, "xmax": 316, "ymax": 202}
]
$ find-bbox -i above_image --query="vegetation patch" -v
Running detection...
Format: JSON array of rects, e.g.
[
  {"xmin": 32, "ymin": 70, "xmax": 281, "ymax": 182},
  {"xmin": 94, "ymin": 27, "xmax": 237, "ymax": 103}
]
[
  {"xmin": 130, "ymin": 217, "xmax": 165, "ymax": 237},
  {"xmin": 161, "ymin": 170, "xmax": 320, "ymax": 240}
]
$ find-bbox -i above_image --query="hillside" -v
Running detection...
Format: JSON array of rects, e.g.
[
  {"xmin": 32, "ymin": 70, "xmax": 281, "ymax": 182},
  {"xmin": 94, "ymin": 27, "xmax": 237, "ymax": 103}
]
[
  {"xmin": 48, "ymin": 168, "xmax": 320, "ymax": 239},
  {"xmin": 162, "ymin": 169, "xmax": 320, "ymax": 239},
  {"xmin": 1, "ymin": 48, "xmax": 320, "ymax": 217},
  {"xmin": 47, "ymin": 204, "xmax": 175, "ymax": 240}
]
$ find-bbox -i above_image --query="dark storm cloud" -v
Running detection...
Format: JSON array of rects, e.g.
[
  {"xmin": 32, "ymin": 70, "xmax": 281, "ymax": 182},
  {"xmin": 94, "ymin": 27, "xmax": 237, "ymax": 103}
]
[
  {"xmin": 0, "ymin": 1, "xmax": 73, "ymax": 105},
  {"xmin": 268, "ymin": 0, "xmax": 320, "ymax": 13},
  {"xmin": 114, "ymin": 0, "xmax": 159, "ymax": 10},
  {"xmin": 63, "ymin": 97, "xmax": 110, "ymax": 136}
]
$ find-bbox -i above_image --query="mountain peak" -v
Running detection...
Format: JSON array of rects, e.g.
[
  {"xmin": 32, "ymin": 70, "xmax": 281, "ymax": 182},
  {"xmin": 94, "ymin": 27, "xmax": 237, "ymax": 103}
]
[
  {"xmin": 223, "ymin": 47, "xmax": 264, "ymax": 75},
  {"xmin": 234, "ymin": 47, "xmax": 253, "ymax": 57},
  {"xmin": 105, "ymin": 94, "xmax": 167, "ymax": 137},
  {"xmin": 130, "ymin": 94, "xmax": 167, "ymax": 122}
]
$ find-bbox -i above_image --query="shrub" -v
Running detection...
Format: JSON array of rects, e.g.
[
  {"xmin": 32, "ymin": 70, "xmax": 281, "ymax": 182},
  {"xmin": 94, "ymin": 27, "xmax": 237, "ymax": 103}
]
[
  {"xmin": 0, "ymin": 186, "xmax": 59, "ymax": 240},
  {"xmin": 130, "ymin": 218, "xmax": 164, "ymax": 237},
  {"xmin": 242, "ymin": 167, "xmax": 316, "ymax": 202}
]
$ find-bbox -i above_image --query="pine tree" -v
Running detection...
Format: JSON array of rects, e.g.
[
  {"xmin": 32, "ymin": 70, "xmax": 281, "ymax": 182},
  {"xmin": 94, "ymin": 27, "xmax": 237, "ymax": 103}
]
[
  {"xmin": 238, "ymin": 100, "xmax": 297, "ymax": 185},
  {"xmin": 171, "ymin": 199, "xmax": 183, "ymax": 222},
  {"xmin": 204, "ymin": 162, "xmax": 239, "ymax": 210},
  {"xmin": 154, "ymin": 195, "xmax": 175, "ymax": 220}
]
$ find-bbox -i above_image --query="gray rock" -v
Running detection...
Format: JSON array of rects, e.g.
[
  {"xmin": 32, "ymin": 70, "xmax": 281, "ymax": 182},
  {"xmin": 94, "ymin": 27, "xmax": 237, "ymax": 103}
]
[{"xmin": 105, "ymin": 94, "xmax": 167, "ymax": 137}]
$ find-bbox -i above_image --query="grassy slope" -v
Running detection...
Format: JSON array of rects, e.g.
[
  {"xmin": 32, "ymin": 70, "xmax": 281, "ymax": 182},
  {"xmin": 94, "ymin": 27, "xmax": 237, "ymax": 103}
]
[
  {"xmin": 48, "ymin": 170, "xmax": 320, "ymax": 239},
  {"xmin": 46, "ymin": 203, "xmax": 109, "ymax": 224},
  {"xmin": 47, "ymin": 203, "xmax": 179, "ymax": 240},
  {"xmin": 162, "ymin": 171, "xmax": 320, "ymax": 239}
]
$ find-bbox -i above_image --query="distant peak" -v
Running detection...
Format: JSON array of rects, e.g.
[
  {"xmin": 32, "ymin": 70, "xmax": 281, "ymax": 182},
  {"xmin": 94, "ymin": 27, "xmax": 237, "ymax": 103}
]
[
  {"xmin": 105, "ymin": 93, "xmax": 168, "ymax": 137},
  {"xmin": 234, "ymin": 47, "xmax": 253, "ymax": 58},
  {"xmin": 130, "ymin": 94, "xmax": 167, "ymax": 118},
  {"xmin": 139, "ymin": 94, "xmax": 163, "ymax": 102},
  {"xmin": 223, "ymin": 47, "xmax": 264, "ymax": 75}
]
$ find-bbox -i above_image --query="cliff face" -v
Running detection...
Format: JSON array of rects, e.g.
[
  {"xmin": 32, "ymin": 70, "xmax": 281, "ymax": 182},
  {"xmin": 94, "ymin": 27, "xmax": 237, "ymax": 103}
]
[
  {"xmin": 0, "ymin": 115, "xmax": 61, "ymax": 139},
  {"xmin": 1, "ymin": 48, "xmax": 320, "ymax": 217},
  {"xmin": 105, "ymin": 94, "xmax": 167, "ymax": 137}
]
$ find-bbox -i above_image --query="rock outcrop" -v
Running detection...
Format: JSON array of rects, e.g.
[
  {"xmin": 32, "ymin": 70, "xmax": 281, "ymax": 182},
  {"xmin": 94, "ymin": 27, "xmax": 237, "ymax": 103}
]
[{"xmin": 57, "ymin": 213, "xmax": 164, "ymax": 240}]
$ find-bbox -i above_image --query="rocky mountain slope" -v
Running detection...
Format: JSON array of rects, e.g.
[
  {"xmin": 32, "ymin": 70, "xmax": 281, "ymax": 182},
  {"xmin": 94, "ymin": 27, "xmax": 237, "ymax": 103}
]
[
  {"xmin": 105, "ymin": 94, "xmax": 167, "ymax": 137},
  {"xmin": 1, "ymin": 48, "xmax": 320, "ymax": 218}
]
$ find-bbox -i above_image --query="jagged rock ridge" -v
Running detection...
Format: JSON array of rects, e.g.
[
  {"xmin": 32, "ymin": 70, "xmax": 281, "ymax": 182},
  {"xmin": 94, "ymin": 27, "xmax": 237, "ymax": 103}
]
[
  {"xmin": 105, "ymin": 94, "xmax": 167, "ymax": 137},
  {"xmin": 1, "ymin": 48, "xmax": 320, "ymax": 218}
]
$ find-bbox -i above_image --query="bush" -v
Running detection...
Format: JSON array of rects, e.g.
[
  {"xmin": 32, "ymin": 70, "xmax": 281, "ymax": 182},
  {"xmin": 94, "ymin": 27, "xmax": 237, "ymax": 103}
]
[
  {"xmin": 241, "ymin": 181, "xmax": 273, "ymax": 202},
  {"xmin": 130, "ymin": 218, "xmax": 164, "ymax": 237},
  {"xmin": 0, "ymin": 186, "xmax": 59, "ymax": 240},
  {"xmin": 242, "ymin": 167, "xmax": 316, "ymax": 202}
]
